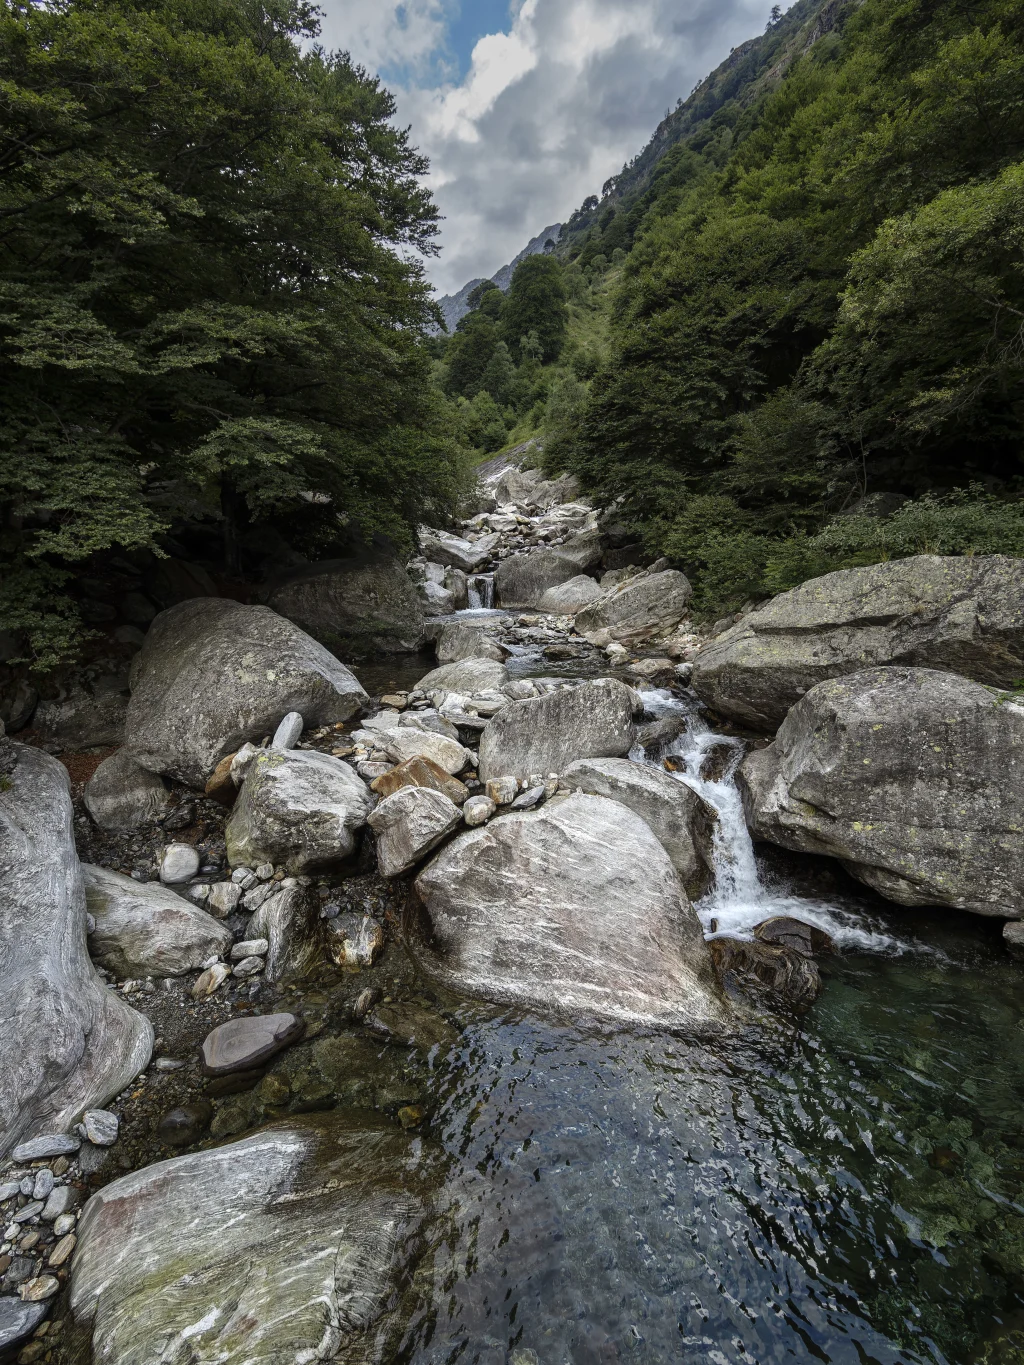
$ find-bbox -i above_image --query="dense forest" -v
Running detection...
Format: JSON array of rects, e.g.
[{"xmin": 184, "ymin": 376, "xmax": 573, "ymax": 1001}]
[
  {"xmin": 0, "ymin": 0, "xmax": 467, "ymax": 668},
  {"xmin": 547, "ymin": 0, "xmax": 1024, "ymax": 615},
  {"xmin": 4, "ymin": 0, "xmax": 1024, "ymax": 669}
]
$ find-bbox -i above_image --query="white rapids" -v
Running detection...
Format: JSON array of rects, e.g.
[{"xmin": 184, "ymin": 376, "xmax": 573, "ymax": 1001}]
[{"xmin": 633, "ymin": 689, "xmax": 910, "ymax": 955}]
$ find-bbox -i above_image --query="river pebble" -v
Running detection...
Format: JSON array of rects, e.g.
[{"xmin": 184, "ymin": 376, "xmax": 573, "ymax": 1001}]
[
  {"xmin": 30, "ymin": 1172, "xmax": 52, "ymax": 1203},
  {"xmin": 81, "ymin": 1109, "xmax": 119, "ymax": 1146},
  {"xmin": 11, "ymin": 1136, "xmax": 79, "ymax": 1163},
  {"xmin": 159, "ymin": 843, "xmax": 200, "ymax": 884}
]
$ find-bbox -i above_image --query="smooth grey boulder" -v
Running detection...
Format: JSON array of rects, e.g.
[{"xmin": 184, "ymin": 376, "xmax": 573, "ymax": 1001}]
[
  {"xmin": 414, "ymin": 793, "xmax": 728, "ymax": 1032},
  {"xmin": 416, "ymin": 657, "xmax": 508, "ymax": 694},
  {"xmin": 553, "ymin": 527, "xmax": 603, "ymax": 571},
  {"xmin": 369, "ymin": 787, "xmax": 463, "ymax": 876},
  {"xmin": 478, "ymin": 678, "xmax": 634, "ymax": 782},
  {"xmin": 247, "ymin": 878, "xmax": 323, "ymax": 981},
  {"xmin": 537, "ymin": 575, "xmax": 603, "ymax": 615},
  {"xmin": 436, "ymin": 622, "xmax": 505, "ymax": 664},
  {"xmin": 68, "ymin": 1114, "xmax": 433, "ymax": 1365},
  {"xmin": 575, "ymin": 570, "xmax": 693, "ymax": 648},
  {"xmin": 490, "ymin": 465, "xmax": 542, "ymax": 506},
  {"xmin": 125, "ymin": 598, "xmax": 367, "ymax": 788},
  {"xmin": 0, "ymin": 744, "xmax": 152, "ymax": 1159},
  {"xmin": 83, "ymin": 864, "xmax": 232, "ymax": 978},
  {"xmin": 83, "ymin": 748, "xmax": 171, "ymax": 830},
  {"xmin": 562, "ymin": 758, "xmax": 717, "ymax": 898},
  {"xmin": 265, "ymin": 557, "xmax": 425, "ymax": 656},
  {"xmin": 226, "ymin": 748, "xmax": 372, "ymax": 874},
  {"xmin": 692, "ymin": 554, "xmax": 1024, "ymax": 731},
  {"xmin": 201, "ymin": 1013, "xmax": 304, "ymax": 1075},
  {"xmin": 740, "ymin": 666, "xmax": 1024, "ymax": 916},
  {"xmin": 419, "ymin": 527, "xmax": 500, "ymax": 573},
  {"xmin": 495, "ymin": 548, "xmax": 581, "ymax": 608},
  {"xmin": 34, "ymin": 672, "xmax": 129, "ymax": 749}
]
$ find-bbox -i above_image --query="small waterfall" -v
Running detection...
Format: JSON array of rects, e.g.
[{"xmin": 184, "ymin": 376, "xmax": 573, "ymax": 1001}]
[
  {"xmin": 634, "ymin": 690, "xmax": 906, "ymax": 954},
  {"xmin": 467, "ymin": 573, "xmax": 495, "ymax": 610}
]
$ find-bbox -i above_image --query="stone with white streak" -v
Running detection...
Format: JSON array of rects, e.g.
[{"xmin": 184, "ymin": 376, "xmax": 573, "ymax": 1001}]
[
  {"xmin": 83, "ymin": 749, "xmax": 171, "ymax": 831},
  {"xmin": 478, "ymin": 678, "xmax": 634, "ymax": 782},
  {"xmin": 83, "ymin": 864, "xmax": 232, "ymax": 978},
  {"xmin": 226, "ymin": 748, "xmax": 372, "ymax": 874},
  {"xmin": 68, "ymin": 1115, "xmax": 434, "ymax": 1365},
  {"xmin": 415, "ymin": 793, "xmax": 728, "ymax": 1032},
  {"xmin": 0, "ymin": 744, "xmax": 152, "ymax": 1160},
  {"xmin": 378, "ymin": 729, "xmax": 472, "ymax": 777},
  {"xmin": 369, "ymin": 787, "xmax": 463, "ymax": 876}
]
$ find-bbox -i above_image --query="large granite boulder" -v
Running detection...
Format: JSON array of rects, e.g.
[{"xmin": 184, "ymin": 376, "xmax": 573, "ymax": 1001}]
[
  {"xmin": 125, "ymin": 598, "xmax": 367, "ymax": 788},
  {"xmin": 419, "ymin": 528, "xmax": 500, "ymax": 573},
  {"xmin": 495, "ymin": 549, "xmax": 582, "ymax": 608},
  {"xmin": 575, "ymin": 569, "xmax": 693, "ymax": 647},
  {"xmin": 83, "ymin": 865, "xmax": 232, "ymax": 978},
  {"xmin": 0, "ymin": 743, "xmax": 152, "ymax": 1158},
  {"xmin": 537, "ymin": 575, "xmax": 603, "ymax": 615},
  {"xmin": 562, "ymin": 758, "xmax": 717, "ymax": 898},
  {"xmin": 226, "ymin": 748, "xmax": 372, "ymax": 874},
  {"xmin": 414, "ymin": 793, "xmax": 728, "ymax": 1032},
  {"xmin": 692, "ymin": 554, "xmax": 1024, "ymax": 731},
  {"xmin": 416, "ymin": 657, "xmax": 508, "ymax": 694},
  {"xmin": 478, "ymin": 678, "xmax": 634, "ymax": 782},
  {"xmin": 265, "ymin": 557, "xmax": 424, "ymax": 656},
  {"xmin": 68, "ymin": 1114, "xmax": 433, "ymax": 1365},
  {"xmin": 740, "ymin": 666, "xmax": 1024, "ymax": 916},
  {"xmin": 83, "ymin": 748, "xmax": 171, "ymax": 830}
]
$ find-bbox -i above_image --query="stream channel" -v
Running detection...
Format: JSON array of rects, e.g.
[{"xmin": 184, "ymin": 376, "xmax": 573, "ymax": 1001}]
[{"xmin": 369, "ymin": 612, "xmax": 1024, "ymax": 1365}]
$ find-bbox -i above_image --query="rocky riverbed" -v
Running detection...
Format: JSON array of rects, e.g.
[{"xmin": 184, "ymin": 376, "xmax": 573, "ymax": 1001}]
[{"xmin": 3, "ymin": 460, "xmax": 1024, "ymax": 1364}]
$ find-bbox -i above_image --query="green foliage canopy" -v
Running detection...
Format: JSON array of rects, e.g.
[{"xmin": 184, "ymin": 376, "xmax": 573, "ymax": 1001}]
[{"xmin": 0, "ymin": 0, "xmax": 463, "ymax": 667}]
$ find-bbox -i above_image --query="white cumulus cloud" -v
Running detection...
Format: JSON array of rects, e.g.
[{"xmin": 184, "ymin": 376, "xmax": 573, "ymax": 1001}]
[{"xmin": 318, "ymin": 0, "xmax": 776, "ymax": 295}]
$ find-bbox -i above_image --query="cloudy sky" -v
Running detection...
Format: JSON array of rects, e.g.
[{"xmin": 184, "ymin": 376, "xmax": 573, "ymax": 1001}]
[{"xmin": 317, "ymin": 0, "xmax": 776, "ymax": 296}]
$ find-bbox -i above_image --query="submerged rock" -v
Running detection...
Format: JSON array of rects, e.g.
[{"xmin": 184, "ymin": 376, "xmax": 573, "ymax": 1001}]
[
  {"xmin": 754, "ymin": 916, "xmax": 835, "ymax": 956},
  {"xmin": 83, "ymin": 864, "xmax": 232, "ymax": 978},
  {"xmin": 709, "ymin": 937, "xmax": 822, "ymax": 1012},
  {"xmin": 83, "ymin": 748, "xmax": 171, "ymax": 830},
  {"xmin": 740, "ymin": 666, "xmax": 1024, "ymax": 916},
  {"xmin": 414, "ymin": 792, "xmax": 729, "ymax": 1032},
  {"xmin": 125, "ymin": 598, "xmax": 367, "ymax": 788},
  {"xmin": 0, "ymin": 744, "xmax": 152, "ymax": 1159},
  {"xmin": 226, "ymin": 748, "xmax": 372, "ymax": 873},
  {"xmin": 265, "ymin": 556, "xmax": 425, "ymax": 656},
  {"xmin": 68, "ymin": 1115, "xmax": 433, "ymax": 1365},
  {"xmin": 575, "ymin": 570, "xmax": 693, "ymax": 648},
  {"xmin": 691, "ymin": 554, "xmax": 1024, "ymax": 731},
  {"xmin": 561, "ymin": 757, "xmax": 716, "ymax": 899},
  {"xmin": 478, "ymin": 678, "xmax": 634, "ymax": 782}
]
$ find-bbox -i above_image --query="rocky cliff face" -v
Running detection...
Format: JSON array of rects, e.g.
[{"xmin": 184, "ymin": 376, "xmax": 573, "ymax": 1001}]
[{"xmin": 432, "ymin": 222, "xmax": 563, "ymax": 332}]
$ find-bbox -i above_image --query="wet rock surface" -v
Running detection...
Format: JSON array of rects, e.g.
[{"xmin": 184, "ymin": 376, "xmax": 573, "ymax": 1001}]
[
  {"xmin": 67, "ymin": 1114, "xmax": 434, "ymax": 1365},
  {"xmin": 414, "ymin": 792, "xmax": 729, "ymax": 1033}
]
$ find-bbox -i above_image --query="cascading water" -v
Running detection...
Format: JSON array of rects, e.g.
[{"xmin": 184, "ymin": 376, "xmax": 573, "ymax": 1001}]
[
  {"xmin": 634, "ymin": 688, "xmax": 907, "ymax": 954},
  {"xmin": 467, "ymin": 572, "xmax": 494, "ymax": 609}
]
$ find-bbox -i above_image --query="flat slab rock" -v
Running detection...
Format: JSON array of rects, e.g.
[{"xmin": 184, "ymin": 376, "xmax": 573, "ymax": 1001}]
[
  {"xmin": 414, "ymin": 792, "xmax": 729, "ymax": 1033},
  {"xmin": 478, "ymin": 678, "xmax": 635, "ymax": 783},
  {"xmin": 68, "ymin": 1115, "xmax": 433, "ymax": 1365},
  {"xmin": 201, "ymin": 1013, "xmax": 305, "ymax": 1076},
  {"xmin": 0, "ymin": 744, "xmax": 152, "ymax": 1159}
]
